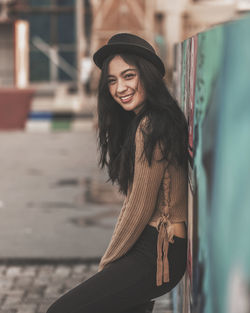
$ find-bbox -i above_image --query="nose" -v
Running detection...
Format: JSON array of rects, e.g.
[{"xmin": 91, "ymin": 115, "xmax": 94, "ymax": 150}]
[{"xmin": 116, "ymin": 79, "xmax": 127, "ymax": 94}]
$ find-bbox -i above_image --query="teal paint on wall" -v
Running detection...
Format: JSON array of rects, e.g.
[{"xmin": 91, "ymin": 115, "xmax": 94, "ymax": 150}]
[
  {"xmin": 194, "ymin": 25, "xmax": 224, "ymax": 313},
  {"xmin": 174, "ymin": 14, "xmax": 250, "ymax": 313},
  {"xmin": 209, "ymin": 16, "xmax": 250, "ymax": 313}
]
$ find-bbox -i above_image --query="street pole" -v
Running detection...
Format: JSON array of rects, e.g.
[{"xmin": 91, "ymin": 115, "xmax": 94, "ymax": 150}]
[{"xmin": 75, "ymin": 0, "xmax": 85, "ymax": 111}]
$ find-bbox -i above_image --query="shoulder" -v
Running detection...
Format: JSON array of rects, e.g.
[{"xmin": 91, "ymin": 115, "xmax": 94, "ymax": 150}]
[
  {"xmin": 135, "ymin": 116, "xmax": 165, "ymax": 162},
  {"xmin": 135, "ymin": 116, "xmax": 150, "ymax": 139},
  {"xmin": 135, "ymin": 116, "xmax": 149, "ymax": 147},
  {"xmin": 138, "ymin": 115, "xmax": 150, "ymax": 132}
]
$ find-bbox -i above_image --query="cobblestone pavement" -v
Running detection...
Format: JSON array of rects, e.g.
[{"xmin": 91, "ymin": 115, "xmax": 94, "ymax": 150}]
[{"xmin": 0, "ymin": 263, "xmax": 173, "ymax": 313}]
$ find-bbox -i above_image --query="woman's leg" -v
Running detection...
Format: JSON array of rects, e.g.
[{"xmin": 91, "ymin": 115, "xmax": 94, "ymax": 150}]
[
  {"xmin": 46, "ymin": 226, "xmax": 187, "ymax": 313},
  {"xmin": 121, "ymin": 300, "xmax": 155, "ymax": 313},
  {"xmin": 46, "ymin": 254, "xmax": 155, "ymax": 313}
]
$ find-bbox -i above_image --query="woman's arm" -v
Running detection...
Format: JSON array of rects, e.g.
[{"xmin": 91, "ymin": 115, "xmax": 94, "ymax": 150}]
[{"xmin": 98, "ymin": 122, "xmax": 167, "ymax": 271}]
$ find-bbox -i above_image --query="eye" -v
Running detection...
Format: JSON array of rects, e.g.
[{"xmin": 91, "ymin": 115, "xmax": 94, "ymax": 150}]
[
  {"xmin": 124, "ymin": 73, "xmax": 135, "ymax": 79},
  {"xmin": 107, "ymin": 78, "xmax": 116, "ymax": 85}
]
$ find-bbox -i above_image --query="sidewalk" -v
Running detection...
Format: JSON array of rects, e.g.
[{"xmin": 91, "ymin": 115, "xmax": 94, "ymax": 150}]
[
  {"xmin": 0, "ymin": 122, "xmax": 121, "ymax": 260},
  {"xmin": 0, "ymin": 263, "xmax": 173, "ymax": 313}
]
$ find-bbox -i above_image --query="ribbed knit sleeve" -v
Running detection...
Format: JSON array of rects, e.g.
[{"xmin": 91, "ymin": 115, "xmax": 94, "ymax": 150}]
[{"xmin": 98, "ymin": 121, "xmax": 167, "ymax": 271}]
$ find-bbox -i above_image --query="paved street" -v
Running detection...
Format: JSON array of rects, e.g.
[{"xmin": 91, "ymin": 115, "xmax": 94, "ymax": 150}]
[
  {"xmin": 0, "ymin": 263, "xmax": 97, "ymax": 313},
  {"xmin": 0, "ymin": 121, "xmax": 122, "ymax": 259},
  {"xmin": 0, "ymin": 119, "xmax": 173, "ymax": 313},
  {"xmin": 0, "ymin": 263, "xmax": 173, "ymax": 313}
]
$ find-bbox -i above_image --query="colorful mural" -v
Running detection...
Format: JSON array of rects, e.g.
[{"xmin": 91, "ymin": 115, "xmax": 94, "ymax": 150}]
[{"xmin": 173, "ymin": 14, "xmax": 250, "ymax": 313}]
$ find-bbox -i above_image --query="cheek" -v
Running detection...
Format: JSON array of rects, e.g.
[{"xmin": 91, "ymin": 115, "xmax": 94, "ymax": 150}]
[
  {"xmin": 138, "ymin": 84, "xmax": 145, "ymax": 100},
  {"xmin": 108, "ymin": 85, "xmax": 116, "ymax": 98},
  {"xmin": 135, "ymin": 78, "xmax": 145, "ymax": 99}
]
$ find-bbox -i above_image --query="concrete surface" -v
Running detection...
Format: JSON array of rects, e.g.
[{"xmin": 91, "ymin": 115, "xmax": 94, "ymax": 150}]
[
  {"xmin": 0, "ymin": 264, "xmax": 173, "ymax": 313},
  {"xmin": 0, "ymin": 122, "xmax": 121, "ymax": 260}
]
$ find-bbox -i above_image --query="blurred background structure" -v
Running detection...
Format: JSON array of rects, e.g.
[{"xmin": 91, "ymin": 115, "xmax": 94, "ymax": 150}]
[
  {"xmin": 0, "ymin": 0, "xmax": 249, "ymax": 130},
  {"xmin": 1, "ymin": 1, "xmax": 250, "ymax": 313},
  {"xmin": 173, "ymin": 13, "xmax": 250, "ymax": 313}
]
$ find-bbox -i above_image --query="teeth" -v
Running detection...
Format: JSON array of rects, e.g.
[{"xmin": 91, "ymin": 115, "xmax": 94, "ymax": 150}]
[{"xmin": 121, "ymin": 95, "xmax": 132, "ymax": 100}]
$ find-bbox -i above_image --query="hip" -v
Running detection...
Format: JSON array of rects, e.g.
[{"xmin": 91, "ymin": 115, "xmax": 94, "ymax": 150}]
[
  {"xmin": 148, "ymin": 220, "xmax": 187, "ymax": 239},
  {"xmin": 127, "ymin": 225, "xmax": 187, "ymax": 266}
]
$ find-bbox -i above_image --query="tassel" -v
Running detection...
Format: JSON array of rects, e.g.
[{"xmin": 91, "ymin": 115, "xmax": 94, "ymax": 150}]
[
  {"xmin": 156, "ymin": 213, "xmax": 173, "ymax": 286},
  {"xmin": 163, "ymin": 239, "xmax": 170, "ymax": 283}
]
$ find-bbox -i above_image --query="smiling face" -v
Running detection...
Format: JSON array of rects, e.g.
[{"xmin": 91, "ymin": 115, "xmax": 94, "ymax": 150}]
[{"xmin": 107, "ymin": 55, "xmax": 145, "ymax": 114}]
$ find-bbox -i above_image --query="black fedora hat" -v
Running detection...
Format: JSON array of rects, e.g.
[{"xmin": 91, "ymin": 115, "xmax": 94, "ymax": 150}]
[{"xmin": 93, "ymin": 33, "xmax": 165, "ymax": 77}]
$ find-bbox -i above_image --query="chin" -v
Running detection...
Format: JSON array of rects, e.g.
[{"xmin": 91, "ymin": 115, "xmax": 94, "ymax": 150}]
[{"xmin": 122, "ymin": 107, "xmax": 134, "ymax": 112}]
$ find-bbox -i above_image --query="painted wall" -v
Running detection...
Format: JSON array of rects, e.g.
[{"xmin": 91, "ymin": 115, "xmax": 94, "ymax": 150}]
[{"xmin": 173, "ymin": 14, "xmax": 250, "ymax": 313}]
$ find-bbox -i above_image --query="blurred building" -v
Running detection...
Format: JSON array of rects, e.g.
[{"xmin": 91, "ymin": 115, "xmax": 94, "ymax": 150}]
[
  {"xmin": 0, "ymin": 0, "xmax": 249, "ymax": 112},
  {"xmin": 8, "ymin": 0, "xmax": 92, "ymax": 87},
  {"xmin": 92, "ymin": 0, "xmax": 250, "ymax": 85},
  {"xmin": 0, "ymin": 0, "xmax": 94, "ymax": 127},
  {"xmin": 155, "ymin": 0, "xmax": 250, "ymax": 81}
]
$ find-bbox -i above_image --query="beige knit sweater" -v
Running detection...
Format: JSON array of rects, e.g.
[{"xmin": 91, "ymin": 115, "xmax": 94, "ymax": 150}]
[{"xmin": 98, "ymin": 118, "xmax": 188, "ymax": 286}]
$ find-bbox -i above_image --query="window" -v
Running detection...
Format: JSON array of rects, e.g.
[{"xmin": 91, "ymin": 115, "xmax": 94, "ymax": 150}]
[{"xmin": 15, "ymin": 1, "xmax": 76, "ymax": 82}]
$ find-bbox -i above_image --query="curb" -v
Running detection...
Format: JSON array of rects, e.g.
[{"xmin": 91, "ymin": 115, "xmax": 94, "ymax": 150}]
[{"xmin": 0, "ymin": 257, "xmax": 100, "ymax": 266}]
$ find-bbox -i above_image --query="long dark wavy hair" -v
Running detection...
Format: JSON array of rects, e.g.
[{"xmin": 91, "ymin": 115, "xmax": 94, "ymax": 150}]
[{"xmin": 97, "ymin": 53, "xmax": 188, "ymax": 195}]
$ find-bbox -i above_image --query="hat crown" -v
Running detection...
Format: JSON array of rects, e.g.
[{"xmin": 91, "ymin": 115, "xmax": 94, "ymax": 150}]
[
  {"xmin": 93, "ymin": 32, "xmax": 165, "ymax": 77},
  {"xmin": 108, "ymin": 33, "xmax": 155, "ymax": 54}
]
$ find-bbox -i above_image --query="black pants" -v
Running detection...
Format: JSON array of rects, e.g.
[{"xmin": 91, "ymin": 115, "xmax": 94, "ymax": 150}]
[{"xmin": 46, "ymin": 225, "xmax": 187, "ymax": 313}]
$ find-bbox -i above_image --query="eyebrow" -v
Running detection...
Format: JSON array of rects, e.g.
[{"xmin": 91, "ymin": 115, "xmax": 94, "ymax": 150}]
[{"xmin": 108, "ymin": 68, "xmax": 137, "ymax": 77}]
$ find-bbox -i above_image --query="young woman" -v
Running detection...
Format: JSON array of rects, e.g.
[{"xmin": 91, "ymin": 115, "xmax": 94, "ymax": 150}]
[{"xmin": 46, "ymin": 33, "xmax": 188, "ymax": 313}]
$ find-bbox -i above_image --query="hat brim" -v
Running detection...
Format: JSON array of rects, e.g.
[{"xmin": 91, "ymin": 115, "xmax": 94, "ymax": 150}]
[{"xmin": 93, "ymin": 43, "xmax": 165, "ymax": 77}]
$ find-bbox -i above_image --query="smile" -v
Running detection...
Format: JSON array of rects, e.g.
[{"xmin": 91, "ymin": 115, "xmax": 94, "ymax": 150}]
[{"xmin": 119, "ymin": 94, "xmax": 134, "ymax": 103}]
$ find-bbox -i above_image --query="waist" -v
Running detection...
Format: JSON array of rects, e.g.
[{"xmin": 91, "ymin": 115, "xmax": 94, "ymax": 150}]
[{"xmin": 148, "ymin": 220, "xmax": 187, "ymax": 239}]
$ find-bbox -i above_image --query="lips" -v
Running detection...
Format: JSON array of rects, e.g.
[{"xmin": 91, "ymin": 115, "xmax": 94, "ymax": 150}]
[{"xmin": 119, "ymin": 93, "xmax": 134, "ymax": 103}]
